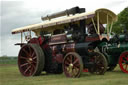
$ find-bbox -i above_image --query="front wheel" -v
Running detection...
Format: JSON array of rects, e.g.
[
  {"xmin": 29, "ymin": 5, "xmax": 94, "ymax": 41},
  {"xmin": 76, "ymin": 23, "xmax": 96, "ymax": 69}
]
[{"xmin": 63, "ymin": 52, "xmax": 83, "ymax": 78}]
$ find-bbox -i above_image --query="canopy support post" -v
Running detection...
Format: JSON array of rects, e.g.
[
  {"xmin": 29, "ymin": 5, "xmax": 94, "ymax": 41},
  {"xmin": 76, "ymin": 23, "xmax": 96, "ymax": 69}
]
[
  {"xmin": 29, "ymin": 30, "xmax": 31, "ymax": 39},
  {"xmin": 110, "ymin": 21, "xmax": 113, "ymax": 33},
  {"xmin": 107, "ymin": 14, "xmax": 109, "ymax": 35},
  {"xmin": 91, "ymin": 18, "xmax": 98, "ymax": 34},
  {"xmin": 97, "ymin": 12, "xmax": 100, "ymax": 35},
  {"xmin": 21, "ymin": 32, "xmax": 23, "ymax": 43}
]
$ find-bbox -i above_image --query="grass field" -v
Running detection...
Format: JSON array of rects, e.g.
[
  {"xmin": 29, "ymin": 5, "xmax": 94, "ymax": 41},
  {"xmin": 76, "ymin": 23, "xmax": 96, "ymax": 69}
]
[{"xmin": 0, "ymin": 64, "xmax": 128, "ymax": 85}]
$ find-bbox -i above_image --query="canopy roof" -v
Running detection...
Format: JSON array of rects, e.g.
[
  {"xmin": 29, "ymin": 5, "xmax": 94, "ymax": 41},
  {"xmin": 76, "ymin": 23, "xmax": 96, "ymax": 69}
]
[{"xmin": 12, "ymin": 8, "xmax": 117, "ymax": 34}]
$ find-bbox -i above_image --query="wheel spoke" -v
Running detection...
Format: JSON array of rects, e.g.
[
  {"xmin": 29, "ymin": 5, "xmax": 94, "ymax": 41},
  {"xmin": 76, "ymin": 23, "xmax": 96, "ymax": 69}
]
[
  {"xmin": 20, "ymin": 63, "xmax": 29, "ymax": 67},
  {"xmin": 96, "ymin": 59, "xmax": 103, "ymax": 64},
  {"xmin": 74, "ymin": 63, "xmax": 80, "ymax": 67},
  {"xmin": 28, "ymin": 46, "xmax": 32, "ymax": 56},
  {"xmin": 29, "ymin": 68, "xmax": 32, "ymax": 75},
  {"xmin": 32, "ymin": 60, "xmax": 37, "ymax": 64},
  {"xmin": 31, "ymin": 64, "xmax": 36, "ymax": 70},
  {"xmin": 73, "ymin": 58, "xmax": 79, "ymax": 65},
  {"xmin": 66, "ymin": 57, "xmax": 71, "ymax": 63},
  {"xmin": 29, "ymin": 65, "xmax": 34, "ymax": 75},
  {"xmin": 33, "ymin": 56, "xmax": 37, "ymax": 60},
  {"xmin": 98, "ymin": 65, "xmax": 105, "ymax": 70},
  {"xmin": 64, "ymin": 61, "xmax": 70, "ymax": 65},
  {"xmin": 20, "ymin": 56, "xmax": 28, "ymax": 60},
  {"xmin": 24, "ymin": 66, "xmax": 31, "ymax": 74},
  {"xmin": 23, "ymin": 49, "xmax": 30, "ymax": 57},
  {"xmin": 122, "ymin": 60, "xmax": 126, "ymax": 63},
  {"xmin": 122, "ymin": 64, "xmax": 126, "ymax": 66},
  {"xmin": 125, "ymin": 64, "xmax": 128, "ymax": 70},
  {"xmin": 124, "ymin": 55, "xmax": 128, "ymax": 61},
  {"xmin": 73, "ymin": 66, "xmax": 80, "ymax": 70},
  {"xmin": 64, "ymin": 65, "xmax": 69, "ymax": 71},
  {"xmin": 96, "ymin": 56, "xmax": 100, "ymax": 60},
  {"xmin": 72, "ymin": 68, "xmax": 79, "ymax": 77},
  {"xmin": 69, "ymin": 67, "xmax": 73, "ymax": 73},
  {"xmin": 96, "ymin": 66, "xmax": 102, "ymax": 73},
  {"xmin": 97, "ymin": 63, "xmax": 104, "ymax": 67},
  {"xmin": 32, "ymin": 52, "xmax": 36, "ymax": 58}
]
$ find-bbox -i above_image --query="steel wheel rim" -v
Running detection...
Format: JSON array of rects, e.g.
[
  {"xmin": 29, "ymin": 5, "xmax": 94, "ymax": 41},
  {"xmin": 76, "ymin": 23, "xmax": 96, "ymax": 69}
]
[
  {"xmin": 119, "ymin": 51, "xmax": 128, "ymax": 74},
  {"xmin": 18, "ymin": 45, "xmax": 38, "ymax": 76},
  {"xmin": 89, "ymin": 52, "xmax": 107, "ymax": 75},
  {"xmin": 63, "ymin": 53, "xmax": 83, "ymax": 78}
]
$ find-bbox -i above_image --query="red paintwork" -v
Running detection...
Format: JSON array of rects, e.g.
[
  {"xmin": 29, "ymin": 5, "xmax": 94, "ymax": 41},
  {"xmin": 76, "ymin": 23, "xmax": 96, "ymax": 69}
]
[
  {"xmin": 43, "ymin": 44, "xmax": 49, "ymax": 49},
  {"xmin": 50, "ymin": 46, "xmax": 63, "ymax": 63},
  {"xmin": 64, "ymin": 43, "xmax": 75, "ymax": 52},
  {"xmin": 119, "ymin": 51, "xmax": 128, "ymax": 74},
  {"xmin": 49, "ymin": 34, "xmax": 67, "ymax": 45},
  {"xmin": 28, "ymin": 36, "xmax": 45, "ymax": 45},
  {"xmin": 38, "ymin": 36, "xmax": 45, "ymax": 45},
  {"xmin": 12, "ymin": 29, "xmax": 29, "ymax": 34},
  {"xmin": 50, "ymin": 43, "xmax": 75, "ymax": 53},
  {"xmin": 28, "ymin": 38, "xmax": 40, "ymax": 44},
  {"xmin": 83, "ymin": 69, "xmax": 88, "ymax": 72},
  {"xmin": 53, "ymin": 54, "xmax": 63, "ymax": 63},
  {"xmin": 86, "ymin": 35, "xmax": 100, "ymax": 42}
]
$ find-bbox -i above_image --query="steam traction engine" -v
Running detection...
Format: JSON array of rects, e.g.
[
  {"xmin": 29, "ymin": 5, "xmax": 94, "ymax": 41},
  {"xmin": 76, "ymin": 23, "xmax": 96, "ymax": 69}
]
[{"xmin": 12, "ymin": 7, "xmax": 121, "ymax": 77}]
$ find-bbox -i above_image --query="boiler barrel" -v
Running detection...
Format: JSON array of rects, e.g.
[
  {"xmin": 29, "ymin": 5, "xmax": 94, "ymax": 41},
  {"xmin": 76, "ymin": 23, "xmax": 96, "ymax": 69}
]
[{"xmin": 75, "ymin": 43, "xmax": 93, "ymax": 55}]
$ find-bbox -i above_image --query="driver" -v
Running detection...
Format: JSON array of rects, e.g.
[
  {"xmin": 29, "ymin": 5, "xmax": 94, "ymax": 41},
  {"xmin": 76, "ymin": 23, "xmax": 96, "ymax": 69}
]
[{"xmin": 87, "ymin": 22, "xmax": 105, "ymax": 35}]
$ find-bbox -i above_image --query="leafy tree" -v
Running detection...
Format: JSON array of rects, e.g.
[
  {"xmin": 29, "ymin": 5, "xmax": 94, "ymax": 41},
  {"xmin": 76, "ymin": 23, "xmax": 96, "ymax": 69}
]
[{"xmin": 112, "ymin": 7, "xmax": 128, "ymax": 34}]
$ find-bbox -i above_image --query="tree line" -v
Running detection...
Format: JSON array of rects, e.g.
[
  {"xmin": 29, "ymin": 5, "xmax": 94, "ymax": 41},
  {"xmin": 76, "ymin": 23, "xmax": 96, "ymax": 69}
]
[{"xmin": 112, "ymin": 7, "xmax": 128, "ymax": 34}]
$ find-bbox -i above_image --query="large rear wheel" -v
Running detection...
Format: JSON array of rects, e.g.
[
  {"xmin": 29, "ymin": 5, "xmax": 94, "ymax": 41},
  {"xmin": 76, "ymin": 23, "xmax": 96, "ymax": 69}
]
[
  {"xmin": 18, "ymin": 44, "xmax": 45, "ymax": 76},
  {"xmin": 119, "ymin": 51, "xmax": 128, "ymax": 74},
  {"xmin": 63, "ymin": 52, "xmax": 83, "ymax": 78}
]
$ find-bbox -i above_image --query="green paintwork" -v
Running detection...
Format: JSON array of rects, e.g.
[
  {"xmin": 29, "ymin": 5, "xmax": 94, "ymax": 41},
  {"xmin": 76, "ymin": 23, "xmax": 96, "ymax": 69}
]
[
  {"xmin": 98, "ymin": 34, "xmax": 128, "ymax": 65},
  {"xmin": 119, "ymin": 35, "xmax": 125, "ymax": 42}
]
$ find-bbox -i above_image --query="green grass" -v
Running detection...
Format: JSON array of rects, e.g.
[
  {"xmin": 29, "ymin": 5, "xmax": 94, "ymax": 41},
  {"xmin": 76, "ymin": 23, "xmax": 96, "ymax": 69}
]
[{"xmin": 0, "ymin": 64, "xmax": 128, "ymax": 85}]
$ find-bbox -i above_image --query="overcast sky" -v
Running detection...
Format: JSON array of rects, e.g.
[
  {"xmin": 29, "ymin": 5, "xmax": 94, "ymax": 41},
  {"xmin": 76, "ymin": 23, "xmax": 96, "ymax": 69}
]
[{"xmin": 0, "ymin": 0, "xmax": 128, "ymax": 56}]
